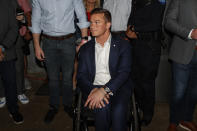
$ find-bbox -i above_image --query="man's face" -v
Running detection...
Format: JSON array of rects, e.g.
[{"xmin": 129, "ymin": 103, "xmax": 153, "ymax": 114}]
[{"xmin": 90, "ymin": 13, "xmax": 111, "ymax": 37}]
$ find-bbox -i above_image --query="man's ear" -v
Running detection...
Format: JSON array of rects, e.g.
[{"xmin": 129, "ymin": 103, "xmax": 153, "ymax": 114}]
[{"xmin": 106, "ymin": 22, "xmax": 111, "ymax": 30}]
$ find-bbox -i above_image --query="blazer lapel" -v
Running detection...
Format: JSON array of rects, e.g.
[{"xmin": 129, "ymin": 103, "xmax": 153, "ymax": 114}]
[
  {"xmin": 109, "ymin": 36, "xmax": 119, "ymax": 74},
  {"xmin": 88, "ymin": 39, "xmax": 96, "ymax": 78}
]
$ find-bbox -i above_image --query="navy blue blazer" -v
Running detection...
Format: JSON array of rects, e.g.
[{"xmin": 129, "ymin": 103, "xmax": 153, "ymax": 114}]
[{"xmin": 77, "ymin": 35, "xmax": 133, "ymax": 97}]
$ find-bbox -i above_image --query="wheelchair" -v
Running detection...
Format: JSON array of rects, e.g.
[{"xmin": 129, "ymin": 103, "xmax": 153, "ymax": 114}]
[{"xmin": 72, "ymin": 88, "xmax": 141, "ymax": 131}]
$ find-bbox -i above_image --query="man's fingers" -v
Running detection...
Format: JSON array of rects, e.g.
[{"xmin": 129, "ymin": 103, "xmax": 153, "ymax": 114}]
[
  {"xmin": 35, "ymin": 47, "xmax": 45, "ymax": 61},
  {"xmin": 89, "ymin": 100, "xmax": 93, "ymax": 109},
  {"xmin": 105, "ymin": 94, "xmax": 110, "ymax": 99},
  {"xmin": 103, "ymin": 97, "xmax": 109, "ymax": 104},
  {"xmin": 40, "ymin": 51, "xmax": 45, "ymax": 60},
  {"xmin": 84, "ymin": 97, "xmax": 91, "ymax": 107},
  {"xmin": 89, "ymin": 99, "xmax": 95, "ymax": 109},
  {"xmin": 36, "ymin": 52, "xmax": 43, "ymax": 61},
  {"xmin": 36, "ymin": 55, "xmax": 43, "ymax": 61},
  {"xmin": 84, "ymin": 101, "xmax": 88, "ymax": 107},
  {"xmin": 100, "ymin": 100, "xmax": 105, "ymax": 108},
  {"xmin": 95, "ymin": 103, "xmax": 102, "ymax": 109},
  {"xmin": 92, "ymin": 101, "xmax": 97, "ymax": 109},
  {"xmin": 85, "ymin": 89, "xmax": 98, "ymax": 108}
]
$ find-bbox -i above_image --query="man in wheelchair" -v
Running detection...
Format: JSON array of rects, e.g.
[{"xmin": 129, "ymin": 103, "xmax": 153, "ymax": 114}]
[{"xmin": 77, "ymin": 8, "xmax": 133, "ymax": 131}]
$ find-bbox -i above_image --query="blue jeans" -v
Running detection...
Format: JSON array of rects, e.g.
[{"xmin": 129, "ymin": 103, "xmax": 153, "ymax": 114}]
[
  {"xmin": 42, "ymin": 36, "xmax": 76, "ymax": 109},
  {"xmin": 170, "ymin": 50, "xmax": 197, "ymax": 124}
]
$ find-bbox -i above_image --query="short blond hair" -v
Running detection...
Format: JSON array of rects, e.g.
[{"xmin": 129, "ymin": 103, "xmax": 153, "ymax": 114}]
[{"xmin": 83, "ymin": 0, "xmax": 100, "ymax": 9}]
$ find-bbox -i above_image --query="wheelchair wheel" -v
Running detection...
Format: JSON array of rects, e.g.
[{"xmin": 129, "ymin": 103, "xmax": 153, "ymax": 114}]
[
  {"xmin": 80, "ymin": 121, "xmax": 88, "ymax": 131},
  {"xmin": 130, "ymin": 93, "xmax": 141, "ymax": 131},
  {"xmin": 73, "ymin": 120, "xmax": 88, "ymax": 131},
  {"xmin": 73, "ymin": 92, "xmax": 82, "ymax": 131}
]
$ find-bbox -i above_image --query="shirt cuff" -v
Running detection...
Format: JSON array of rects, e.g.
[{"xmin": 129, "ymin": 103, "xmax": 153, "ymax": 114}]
[
  {"xmin": 77, "ymin": 21, "xmax": 90, "ymax": 29},
  {"xmin": 31, "ymin": 24, "xmax": 42, "ymax": 34},
  {"xmin": 188, "ymin": 29, "xmax": 193, "ymax": 39}
]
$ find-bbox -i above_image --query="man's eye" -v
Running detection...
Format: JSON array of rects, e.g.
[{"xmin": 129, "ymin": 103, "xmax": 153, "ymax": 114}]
[{"xmin": 95, "ymin": 21, "xmax": 100, "ymax": 24}]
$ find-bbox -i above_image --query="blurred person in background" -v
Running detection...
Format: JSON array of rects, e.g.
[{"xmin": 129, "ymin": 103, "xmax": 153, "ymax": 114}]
[
  {"xmin": 102, "ymin": 0, "xmax": 132, "ymax": 38},
  {"xmin": 0, "ymin": 0, "xmax": 24, "ymax": 124},
  {"xmin": 72, "ymin": 0, "xmax": 100, "ymax": 90},
  {"xmin": 165, "ymin": 0, "xmax": 197, "ymax": 130},
  {"xmin": 0, "ymin": 0, "xmax": 32, "ymax": 106},
  {"xmin": 0, "ymin": 0, "xmax": 32, "ymax": 108},
  {"xmin": 126, "ymin": 0, "xmax": 165, "ymax": 126}
]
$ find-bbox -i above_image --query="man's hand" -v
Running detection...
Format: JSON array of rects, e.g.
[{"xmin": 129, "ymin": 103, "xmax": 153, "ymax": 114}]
[
  {"xmin": 33, "ymin": 33, "xmax": 44, "ymax": 61},
  {"xmin": 16, "ymin": 15, "xmax": 24, "ymax": 21},
  {"xmin": 76, "ymin": 39, "xmax": 87, "ymax": 52},
  {"xmin": 34, "ymin": 45, "xmax": 45, "ymax": 61},
  {"xmin": 0, "ymin": 48, "xmax": 4, "ymax": 61},
  {"xmin": 191, "ymin": 29, "xmax": 197, "ymax": 40},
  {"xmin": 84, "ymin": 88, "xmax": 109, "ymax": 109},
  {"xmin": 126, "ymin": 26, "xmax": 137, "ymax": 39}
]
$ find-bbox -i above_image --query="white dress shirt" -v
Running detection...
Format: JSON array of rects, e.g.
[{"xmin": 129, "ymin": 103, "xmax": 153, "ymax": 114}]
[
  {"xmin": 103, "ymin": 0, "xmax": 132, "ymax": 31},
  {"xmin": 93, "ymin": 35, "xmax": 111, "ymax": 85}
]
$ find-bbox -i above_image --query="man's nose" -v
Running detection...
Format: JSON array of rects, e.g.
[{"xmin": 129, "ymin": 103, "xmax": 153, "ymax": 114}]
[{"xmin": 90, "ymin": 24, "xmax": 95, "ymax": 29}]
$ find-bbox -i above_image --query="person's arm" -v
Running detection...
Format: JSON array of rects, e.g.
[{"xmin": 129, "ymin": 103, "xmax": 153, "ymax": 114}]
[
  {"xmin": 76, "ymin": 28, "xmax": 88, "ymax": 52},
  {"xmin": 73, "ymin": 0, "xmax": 89, "ymax": 51},
  {"xmin": 164, "ymin": 0, "xmax": 191, "ymax": 39},
  {"xmin": 77, "ymin": 45, "xmax": 108, "ymax": 109},
  {"xmin": 77, "ymin": 45, "xmax": 100, "ymax": 95},
  {"xmin": 31, "ymin": 0, "xmax": 44, "ymax": 61},
  {"xmin": 73, "ymin": 0, "xmax": 89, "ymax": 36},
  {"xmin": 1, "ymin": 3, "xmax": 18, "ymax": 49},
  {"xmin": 104, "ymin": 41, "xmax": 132, "ymax": 95},
  {"xmin": 33, "ymin": 33, "xmax": 45, "ymax": 61}
]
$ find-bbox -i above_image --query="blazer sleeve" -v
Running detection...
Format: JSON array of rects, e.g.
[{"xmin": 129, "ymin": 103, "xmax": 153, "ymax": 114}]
[
  {"xmin": 105, "ymin": 42, "xmax": 132, "ymax": 94},
  {"xmin": 164, "ymin": 0, "xmax": 190, "ymax": 39},
  {"xmin": 1, "ymin": 2, "xmax": 18, "ymax": 49}
]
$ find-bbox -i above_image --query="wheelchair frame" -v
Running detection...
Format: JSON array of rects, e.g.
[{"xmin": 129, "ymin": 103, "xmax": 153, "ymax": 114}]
[{"xmin": 73, "ymin": 91, "xmax": 141, "ymax": 131}]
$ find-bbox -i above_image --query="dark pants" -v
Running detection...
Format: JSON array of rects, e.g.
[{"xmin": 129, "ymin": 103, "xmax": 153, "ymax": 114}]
[
  {"xmin": 15, "ymin": 36, "xmax": 25, "ymax": 95},
  {"xmin": 0, "ymin": 76, "xmax": 4, "ymax": 97},
  {"xmin": 131, "ymin": 39, "xmax": 161, "ymax": 117},
  {"xmin": 170, "ymin": 50, "xmax": 197, "ymax": 124},
  {"xmin": 42, "ymin": 36, "xmax": 76, "ymax": 109},
  {"xmin": 0, "ymin": 36, "xmax": 25, "ymax": 96},
  {"xmin": 92, "ymin": 86, "xmax": 131, "ymax": 131},
  {"xmin": 0, "ymin": 60, "xmax": 18, "ymax": 113}
]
